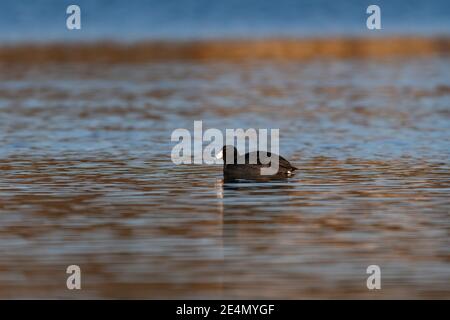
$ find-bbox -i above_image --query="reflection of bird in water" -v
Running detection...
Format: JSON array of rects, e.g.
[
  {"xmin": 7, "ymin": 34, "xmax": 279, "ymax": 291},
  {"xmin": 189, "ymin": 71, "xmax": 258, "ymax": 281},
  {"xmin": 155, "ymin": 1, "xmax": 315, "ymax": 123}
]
[
  {"xmin": 216, "ymin": 145, "xmax": 298, "ymax": 182},
  {"xmin": 215, "ymin": 177, "xmax": 296, "ymax": 296}
]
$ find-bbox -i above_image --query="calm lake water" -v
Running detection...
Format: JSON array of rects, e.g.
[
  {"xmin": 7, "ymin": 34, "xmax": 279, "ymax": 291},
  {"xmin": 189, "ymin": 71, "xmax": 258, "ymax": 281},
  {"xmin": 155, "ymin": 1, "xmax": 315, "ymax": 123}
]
[
  {"xmin": 1, "ymin": 0, "xmax": 450, "ymax": 42},
  {"xmin": 0, "ymin": 57, "xmax": 449, "ymax": 298}
]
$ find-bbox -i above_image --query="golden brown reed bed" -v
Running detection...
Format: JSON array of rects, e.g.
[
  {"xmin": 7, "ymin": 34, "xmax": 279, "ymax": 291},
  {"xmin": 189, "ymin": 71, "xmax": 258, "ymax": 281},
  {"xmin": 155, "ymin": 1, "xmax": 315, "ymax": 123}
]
[{"xmin": 0, "ymin": 37, "xmax": 449, "ymax": 64}]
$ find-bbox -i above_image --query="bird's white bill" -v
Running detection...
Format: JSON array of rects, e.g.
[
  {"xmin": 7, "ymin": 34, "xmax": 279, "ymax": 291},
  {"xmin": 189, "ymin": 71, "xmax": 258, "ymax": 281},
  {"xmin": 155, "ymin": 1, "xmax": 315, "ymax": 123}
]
[{"xmin": 216, "ymin": 150, "xmax": 223, "ymax": 159}]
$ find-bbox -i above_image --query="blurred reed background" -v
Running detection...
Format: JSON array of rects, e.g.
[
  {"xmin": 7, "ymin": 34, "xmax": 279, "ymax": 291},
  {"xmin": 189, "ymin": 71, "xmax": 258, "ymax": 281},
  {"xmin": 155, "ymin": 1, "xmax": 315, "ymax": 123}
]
[{"xmin": 0, "ymin": 0, "xmax": 449, "ymax": 299}]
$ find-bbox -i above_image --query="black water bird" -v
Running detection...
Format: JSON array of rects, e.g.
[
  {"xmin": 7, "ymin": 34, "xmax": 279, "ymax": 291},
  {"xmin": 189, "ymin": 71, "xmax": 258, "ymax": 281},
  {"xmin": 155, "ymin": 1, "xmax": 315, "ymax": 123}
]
[{"xmin": 216, "ymin": 145, "xmax": 298, "ymax": 181}]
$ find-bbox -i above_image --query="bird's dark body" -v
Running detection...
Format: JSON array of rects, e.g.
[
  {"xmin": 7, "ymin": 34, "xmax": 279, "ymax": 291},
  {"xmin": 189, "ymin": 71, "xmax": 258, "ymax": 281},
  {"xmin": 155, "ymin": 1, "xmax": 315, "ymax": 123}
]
[{"xmin": 219, "ymin": 146, "xmax": 298, "ymax": 181}]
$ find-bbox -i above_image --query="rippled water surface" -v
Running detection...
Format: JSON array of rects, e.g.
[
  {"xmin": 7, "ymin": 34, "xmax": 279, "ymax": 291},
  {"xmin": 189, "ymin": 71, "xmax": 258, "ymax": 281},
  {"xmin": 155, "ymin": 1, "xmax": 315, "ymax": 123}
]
[{"xmin": 0, "ymin": 58, "xmax": 449, "ymax": 298}]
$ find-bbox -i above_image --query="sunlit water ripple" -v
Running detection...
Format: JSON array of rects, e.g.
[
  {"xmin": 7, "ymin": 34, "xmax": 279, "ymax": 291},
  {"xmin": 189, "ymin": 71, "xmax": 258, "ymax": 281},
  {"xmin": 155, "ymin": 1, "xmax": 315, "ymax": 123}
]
[{"xmin": 0, "ymin": 58, "xmax": 449, "ymax": 298}]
